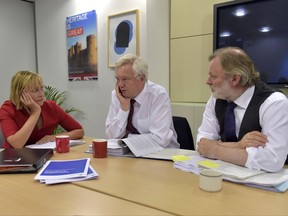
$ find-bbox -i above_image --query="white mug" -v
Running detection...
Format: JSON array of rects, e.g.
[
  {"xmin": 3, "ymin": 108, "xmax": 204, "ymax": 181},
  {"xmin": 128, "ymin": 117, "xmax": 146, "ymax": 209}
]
[{"xmin": 199, "ymin": 169, "xmax": 223, "ymax": 192}]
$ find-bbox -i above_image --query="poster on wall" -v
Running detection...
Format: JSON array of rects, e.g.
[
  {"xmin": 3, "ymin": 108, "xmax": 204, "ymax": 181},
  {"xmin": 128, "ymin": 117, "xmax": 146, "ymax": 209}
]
[
  {"xmin": 66, "ymin": 10, "xmax": 98, "ymax": 81},
  {"xmin": 108, "ymin": 9, "xmax": 139, "ymax": 68}
]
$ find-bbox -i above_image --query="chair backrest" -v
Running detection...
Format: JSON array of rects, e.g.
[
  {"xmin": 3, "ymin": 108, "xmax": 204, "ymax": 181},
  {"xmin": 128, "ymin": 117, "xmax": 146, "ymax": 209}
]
[
  {"xmin": 172, "ymin": 116, "xmax": 194, "ymax": 150},
  {"xmin": 0, "ymin": 125, "xmax": 4, "ymax": 148}
]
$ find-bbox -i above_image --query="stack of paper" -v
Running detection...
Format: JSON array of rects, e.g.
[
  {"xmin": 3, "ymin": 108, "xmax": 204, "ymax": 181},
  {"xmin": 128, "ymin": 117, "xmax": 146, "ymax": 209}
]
[
  {"xmin": 142, "ymin": 148, "xmax": 197, "ymax": 160},
  {"xmin": 106, "ymin": 139, "xmax": 130, "ymax": 156},
  {"xmin": 174, "ymin": 155, "xmax": 288, "ymax": 192},
  {"xmin": 85, "ymin": 139, "xmax": 130, "ymax": 156},
  {"xmin": 34, "ymin": 158, "xmax": 98, "ymax": 184}
]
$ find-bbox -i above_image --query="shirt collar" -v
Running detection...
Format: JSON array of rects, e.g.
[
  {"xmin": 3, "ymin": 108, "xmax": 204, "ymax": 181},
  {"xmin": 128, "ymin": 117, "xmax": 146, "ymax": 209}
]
[
  {"xmin": 133, "ymin": 81, "xmax": 149, "ymax": 105},
  {"xmin": 234, "ymin": 85, "xmax": 255, "ymax": 109}
]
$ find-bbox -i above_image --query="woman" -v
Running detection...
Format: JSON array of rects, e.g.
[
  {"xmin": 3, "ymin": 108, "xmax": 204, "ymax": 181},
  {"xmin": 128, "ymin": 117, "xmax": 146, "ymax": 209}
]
[{"xmin": 0, "ymin": 71, "xmax": 84, "ymax": 148}]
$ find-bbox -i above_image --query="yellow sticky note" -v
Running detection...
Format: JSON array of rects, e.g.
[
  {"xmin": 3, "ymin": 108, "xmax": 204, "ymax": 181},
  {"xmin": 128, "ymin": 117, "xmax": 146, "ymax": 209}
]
[
  {"xmin": 172, "ymin": 155, "xmax": 191, "ymax": 162},
  {"xmin": 198, "ymin": 160, "xmax": 220, "ymax": 168}
]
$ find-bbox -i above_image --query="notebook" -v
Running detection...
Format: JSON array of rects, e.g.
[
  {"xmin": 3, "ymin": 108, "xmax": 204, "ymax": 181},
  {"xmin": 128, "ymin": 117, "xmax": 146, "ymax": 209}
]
[{"xmin": 0, "ymin": 148, "xmax": 53, "ymax": 173}]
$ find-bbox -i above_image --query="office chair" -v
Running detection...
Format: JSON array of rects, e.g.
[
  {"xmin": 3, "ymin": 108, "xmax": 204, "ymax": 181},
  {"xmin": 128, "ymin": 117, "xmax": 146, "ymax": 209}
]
[
  {"xmin": 172, "ymin": 116, "xmax": 194, "ymax": 150},
  {"xmin": 0, "ymin": 126, "xmax": 4, "ymax": 148}
]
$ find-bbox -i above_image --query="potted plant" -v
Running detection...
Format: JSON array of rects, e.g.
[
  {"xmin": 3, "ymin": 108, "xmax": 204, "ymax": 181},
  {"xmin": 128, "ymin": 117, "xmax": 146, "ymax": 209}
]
[{"xmin": 44, "ymin": 85, "xmax": 83, "ymax": 134}]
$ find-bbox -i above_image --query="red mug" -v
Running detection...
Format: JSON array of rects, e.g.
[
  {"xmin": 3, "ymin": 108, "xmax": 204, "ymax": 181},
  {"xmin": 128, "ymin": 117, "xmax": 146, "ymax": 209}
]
[
  {"xmin": 55, "ymin": 135, "xmax": 70, "ymax": 153},
  {"xmin": 92, "ymin": 139, "xmax": 107, "ymax": 158}
]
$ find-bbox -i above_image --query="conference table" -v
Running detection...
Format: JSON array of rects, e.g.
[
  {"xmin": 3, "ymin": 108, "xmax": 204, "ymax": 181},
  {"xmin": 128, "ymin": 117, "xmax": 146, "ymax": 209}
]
[
  {"xmin": 1, "ymin": 137, "xmax": 288, "ymax": 216},
  {"xmin": 0, "ymin": 173, "xmax": 171, "ymax": 216},
  {"xmin": 56, "ymin": 137, "xmax": 288, "ymax": 216}
]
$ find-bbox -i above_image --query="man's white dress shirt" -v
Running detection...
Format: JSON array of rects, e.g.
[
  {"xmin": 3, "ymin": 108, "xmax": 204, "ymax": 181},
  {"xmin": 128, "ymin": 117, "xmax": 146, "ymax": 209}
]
[
  {"xmin": 106, "ymin": 81, "xmax": 179, "ymax": 148},
  {"xmin": 197, "ymin": 86, "xmax": 288, "ymax": 172}
]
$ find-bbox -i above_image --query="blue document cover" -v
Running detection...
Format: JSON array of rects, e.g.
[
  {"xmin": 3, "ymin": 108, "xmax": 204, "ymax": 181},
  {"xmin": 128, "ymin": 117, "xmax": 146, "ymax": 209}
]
[
  {"xmin": 42, "ymin": 165, "xmax": 99, "ymax": 185},
  {"xmin": 34, "ymin": 158, "xmax": 90, "ymax": 180}
]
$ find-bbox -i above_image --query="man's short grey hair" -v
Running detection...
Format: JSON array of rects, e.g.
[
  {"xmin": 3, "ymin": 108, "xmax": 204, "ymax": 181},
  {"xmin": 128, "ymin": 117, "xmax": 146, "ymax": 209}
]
[{"xmin": 115, "ymin": 54, "xmax": 148, "ymax": 82}]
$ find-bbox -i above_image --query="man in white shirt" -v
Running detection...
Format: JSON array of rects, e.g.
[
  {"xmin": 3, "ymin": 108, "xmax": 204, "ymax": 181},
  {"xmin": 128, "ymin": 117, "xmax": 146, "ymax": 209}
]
[
  {"xmin": 105, "ymin": 54, "xmax": 179, "ymax": 148},
  {"xmin": 197, "ymin": 47, "xmax": 288, "ymax": 172}
]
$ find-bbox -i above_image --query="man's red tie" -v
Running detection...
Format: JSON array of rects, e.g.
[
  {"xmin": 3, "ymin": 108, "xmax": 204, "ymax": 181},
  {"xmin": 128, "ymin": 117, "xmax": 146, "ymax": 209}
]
[{"xmin": 126, "ymin": 99, "xmax": 140, "ymax": 134}]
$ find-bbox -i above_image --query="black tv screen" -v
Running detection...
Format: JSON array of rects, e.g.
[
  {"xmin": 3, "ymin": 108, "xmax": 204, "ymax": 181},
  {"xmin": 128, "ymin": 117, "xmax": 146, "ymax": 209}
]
[{"xmin": 214, "ymin": 0, "xmax": 288, "ymax": 88}]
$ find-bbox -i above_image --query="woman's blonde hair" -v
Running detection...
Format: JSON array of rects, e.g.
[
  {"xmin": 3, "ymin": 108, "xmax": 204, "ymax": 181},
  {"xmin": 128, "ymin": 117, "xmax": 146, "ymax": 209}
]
[{"xmin": 10, "ymin": 71, "xmax": 43, "ymax": 110}]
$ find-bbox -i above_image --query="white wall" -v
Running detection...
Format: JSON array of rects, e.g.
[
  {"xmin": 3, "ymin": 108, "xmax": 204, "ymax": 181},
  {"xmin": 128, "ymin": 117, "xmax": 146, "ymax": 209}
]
[
  {"xmin": 34, "ymin": 0, "xmax": 170, "ymax": 138},
  {"xmin": 146, "ymin": 0, "xmax": 170, "ymax": 90},
  {"xmin": 0, "ymin": 0, "xmax": 36, "ymax": 104}
]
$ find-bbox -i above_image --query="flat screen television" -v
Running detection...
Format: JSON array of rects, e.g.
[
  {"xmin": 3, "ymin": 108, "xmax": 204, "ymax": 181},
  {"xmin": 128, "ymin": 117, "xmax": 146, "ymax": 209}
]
[{"xmin": 213, "ymin": 0, "xmax": 288, "ymax": 88}]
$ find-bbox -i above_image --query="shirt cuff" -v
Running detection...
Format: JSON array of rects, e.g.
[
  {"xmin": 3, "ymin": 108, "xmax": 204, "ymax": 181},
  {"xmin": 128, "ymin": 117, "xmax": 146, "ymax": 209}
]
[{"xmin": 245, "ymin": 147, "xmax": 261, "ymax": 170}]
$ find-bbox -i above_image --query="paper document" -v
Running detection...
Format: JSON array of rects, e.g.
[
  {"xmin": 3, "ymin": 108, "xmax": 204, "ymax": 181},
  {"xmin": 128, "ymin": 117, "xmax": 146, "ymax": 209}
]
[
  {"xmin": 85, "ymin": 139, "xmax": 130, "ymax": 156},
  {"xmin": 85, "ymin": 135, "xmax": 195, "ymax": 160},
  {"xmin": 174, "ymin": 155, "xmax": 265, "ymax": 180},
  {"xmin": 26, "ymin": 140, "xmax": 85, "ymax": 149},
  {"xmin": 141, "ymin": 148, "xmax": 198, "ymax": 161},
  {"xmin": 34, "ymin": 158, "xmax": 98, "ymax": 185},
  {"xmin": 174, "ymin": 155, "xmax": 288, "ymax": 192},
  {"xmin": 121, "ymin": 134, "xmax": 163, "ymax": 157},
  {"xmin": 87, "ymin": 134, "xmax": 164, "ymax": 157},
  {"xmin": 212, "ymin": 160, "xmax": 265, "ymax": 180},
  {"xmin": 224, "ymin": 168, "xmax": 288, "ymax": 186},
  {"xmin": 107, "ymin": 139, "xmax": 130, "ymax": 156},
  {"xmin": 42, "ymin": 165, "xmax": 98, "ymax": 185}
]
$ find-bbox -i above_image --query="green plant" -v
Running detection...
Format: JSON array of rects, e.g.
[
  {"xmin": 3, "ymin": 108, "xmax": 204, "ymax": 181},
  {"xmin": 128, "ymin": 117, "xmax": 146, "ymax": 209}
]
[{"xmin": 44, "ymin": 85, "xmax": 82, "ymax": 134}]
